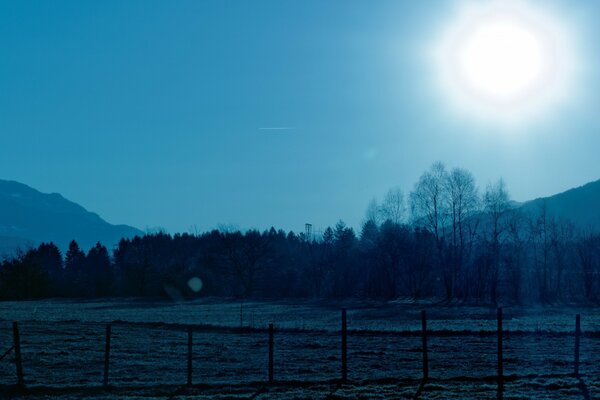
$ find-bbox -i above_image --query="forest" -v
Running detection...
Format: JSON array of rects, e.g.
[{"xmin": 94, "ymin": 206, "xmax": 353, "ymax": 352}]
[{"xmin": 1, "ymin": 162, "xmax": 600, "ymax": 304}]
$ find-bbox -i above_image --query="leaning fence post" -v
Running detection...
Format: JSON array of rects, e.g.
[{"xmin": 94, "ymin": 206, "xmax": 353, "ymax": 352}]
[
  {"xmin": 421, "ymin": 310, "xmax": 429, "ymax": 380},
  {"xmin": 575, "ymin": 314, "xmax": 581, "ymax": 377},
  {"xmin": 341, "ymin": 308, "xmax": 347, "ymax": 383},
  {"xmin": 103, "ymin": 324, "xmax": 111, "ymax": 388},
  {"xmin": 497, "ymin": 307, "xmax": 503, "ymax": 392},
  {"xmin": 187, "ymin": 327, "xmax": 193, "ymax": 386},
  {"xmin": 12, "ymin": 321, "xmax": 24, "ymax": 389},
  {"xmin": 268, "ymin": 323, "xmax": 274, "ymax": 383}
]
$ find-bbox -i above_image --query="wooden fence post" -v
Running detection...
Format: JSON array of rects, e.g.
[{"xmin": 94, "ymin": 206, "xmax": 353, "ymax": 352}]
[
  {"xmin": 497, "ymin": 307, "xmax": 503, "ymax": 393},
  {"xmin": 575, "ymin": 314, "xmax": 581, "ymax": 377},
  {"xmin": 187, "ymin": 327, "xmax": 193, "ymax": 386},
  {"xmin": 103, "ymin": 324, "xmax": 111, "ymax": 388},
  {"xmin": 268, "ymin": 323, "xmax": 274, "ymax": 383},
  {"xmin": 12, "ymin": 321, "xmax": 24, "ymax": 389},
  {"xmin": 341, "ymin": 308, "xmax": 347, "ymax": 383},
  {"xmin": 421, "ymin": 310, "xmax": 429, "ymax": 380}
]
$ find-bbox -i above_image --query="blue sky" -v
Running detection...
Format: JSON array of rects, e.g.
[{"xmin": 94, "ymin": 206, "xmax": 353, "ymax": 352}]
[{"xmin": 1, "ymin": 0, "xmax": 599, "ymax": 233}]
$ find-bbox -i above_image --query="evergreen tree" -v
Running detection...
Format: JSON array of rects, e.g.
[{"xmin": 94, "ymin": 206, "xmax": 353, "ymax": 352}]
[
  {"xmin": 64, "ymin": 240, "xmax": 85, "ymax": 296},
  {"xmin": 86, "ymin": 242, "xmax": 112, "ymax": 296}
]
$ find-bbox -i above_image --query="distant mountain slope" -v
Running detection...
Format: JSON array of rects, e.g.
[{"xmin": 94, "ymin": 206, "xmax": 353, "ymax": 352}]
[
  {"xmin": 519, "ymin": 179, "xmax": 600, "ymax": 231},
  {"xmin": 0, "ymin": 180, "xmax": 142, "ymax": 254}
]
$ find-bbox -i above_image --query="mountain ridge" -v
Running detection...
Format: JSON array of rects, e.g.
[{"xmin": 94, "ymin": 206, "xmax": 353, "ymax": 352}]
[
  {"xmin": 518, "ymin": 178, "xmax": 600, "ymax": 231},
  {"xmin": 1, "ymin": 177, "xmax": 599, "ymax": 256},
  {"xmin": 0, "ymin": 179, "xmax": 142, "ymax": 254}
]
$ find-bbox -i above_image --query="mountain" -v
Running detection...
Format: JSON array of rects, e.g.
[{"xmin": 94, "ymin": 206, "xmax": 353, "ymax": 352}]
[
  {"xmin": 0, "ymin": 180, "xmax": 142, "ymax": 255},
  {"xmin": 518, "ymin": 179, "xmax": 600, "ymax": 232}
]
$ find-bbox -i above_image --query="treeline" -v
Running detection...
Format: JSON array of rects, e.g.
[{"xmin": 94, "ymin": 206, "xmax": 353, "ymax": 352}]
[{"xmin": 1, "ymin": 162, "xmax": 600, "ymax": 304}]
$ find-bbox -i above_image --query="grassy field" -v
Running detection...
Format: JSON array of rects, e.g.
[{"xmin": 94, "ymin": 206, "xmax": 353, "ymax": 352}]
[{"xmin": 0, "ymin": 299, "xmax": 597, "ymax": 399}]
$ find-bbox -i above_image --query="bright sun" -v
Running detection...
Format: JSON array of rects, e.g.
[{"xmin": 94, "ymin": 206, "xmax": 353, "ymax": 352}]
[
  {"xmin": 433, "ymin": 1, "xmax": 577, "ymax": 122},
  {"xmin": 457, "ymin": 18, "xmax": 546, "ymax": 103}
]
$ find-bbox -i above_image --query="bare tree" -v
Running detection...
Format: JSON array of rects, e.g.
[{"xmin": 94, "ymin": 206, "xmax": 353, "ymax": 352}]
[
  {"xmin": 410, "ymin": 162, "xmax": 451, "ymax": 298},
  {"xmin": 528, "ymin": 203, "xmax": 552, "ymax": 303},
  {"xmin": 549, "ymin": 218, "xmax": 575, "ymax": 301},
  {"xmin": 483, "ymin": 179, "xmax": 510, "ymax": 303},
  {"xmin": 365, "ymin": 197, "xmax": 382, "ymax": 225},
  {"xmin": 445, "ymin": 167, "xmax": 480, "ymax": 299},
  {"xmin": 410, "ymin": 162, "xmax": 448, "ymax": 242},
  {"xmin": 527, "ymin": 203, "xmax": 574, "ymax": 303},
  {"xmin": 504, "ymin": 209, "xmax": 527, "ymax": 303},
  {"xmin": 405, "ymin": 227, "xmax": 436, "ymax": 299},
  {"xmin": 577, "ymin": 232, "xmax": 600, "ymax": 302},
  {"xmin": 380, "ymin": 187, "xmax": 406, "ymax": 225}
]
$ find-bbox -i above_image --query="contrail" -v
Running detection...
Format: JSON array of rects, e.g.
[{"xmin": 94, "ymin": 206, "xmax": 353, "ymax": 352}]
[{"xmin": 258, "ymin": 127, "xmax": 296, "ymax": 131}]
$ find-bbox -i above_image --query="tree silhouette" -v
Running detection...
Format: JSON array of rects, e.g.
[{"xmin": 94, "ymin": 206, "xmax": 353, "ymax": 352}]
[
  {"xmin": 0, "ymin": 162, "xmax": 598, "ymax": 304},
  {"xmin": 64, "ymin": 240, "xmax": 85, "ymax": 296}
]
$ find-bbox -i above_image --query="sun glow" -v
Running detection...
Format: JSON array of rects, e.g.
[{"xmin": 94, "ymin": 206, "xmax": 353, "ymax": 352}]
[
  {"xmin": 432, "ymin": 1, "xmax": 578, "ymax": 123},
  {"xmin": 457, "ymin": 19, "xmax": 546, "ymax": 102}
]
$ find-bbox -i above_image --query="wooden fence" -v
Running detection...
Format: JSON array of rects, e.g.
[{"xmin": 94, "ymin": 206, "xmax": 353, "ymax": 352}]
[{"xmin": 0, "ymin": 308, "xmax": 589, "ymax": 397}]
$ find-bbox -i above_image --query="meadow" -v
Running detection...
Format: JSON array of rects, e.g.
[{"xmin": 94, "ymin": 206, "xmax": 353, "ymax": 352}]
[{"xmin": 0, "ymin": 299, "xmax": 597, "ymax": 399}]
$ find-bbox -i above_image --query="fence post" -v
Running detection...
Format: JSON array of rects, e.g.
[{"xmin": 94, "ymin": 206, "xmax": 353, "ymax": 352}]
[
  {"xmin": 12, "ymin": 321, "xmax": 24, "ymax": 389},
  {"xmin": 497, "ymin": 307, "xmax": 503, "ymax": 393},
  {"xmin": 103, "ymin": 324, "xmax": 111, "ymax": 388},
  {"xmin": 421, "ymin": 310, "xmax": 429, "ymax": 380},
  {"xmin": 268, "ymin": 323, "xmax": 274, "ymax": 383},
  {"xmin": 575, "ymin": 314, "xmax": 581, "ymax": 377},
  {"xmin": 341, "ymin": 308, "xmax": 347, "ymax": 383},
  {"xmin": 187, "ymin": 327, "xmax": 193, "ymax": 386}
]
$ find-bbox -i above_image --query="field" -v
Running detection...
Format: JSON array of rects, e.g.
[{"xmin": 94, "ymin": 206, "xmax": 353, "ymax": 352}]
[{"xmin": 0, "ymin": 298, "xmax": 599, "ymax": 399}]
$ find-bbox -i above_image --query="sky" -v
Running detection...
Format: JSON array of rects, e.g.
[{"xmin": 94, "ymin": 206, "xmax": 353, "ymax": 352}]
[{"xmin": 1, "ymin": 0, "xmax": 599, "ymax": 234}]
